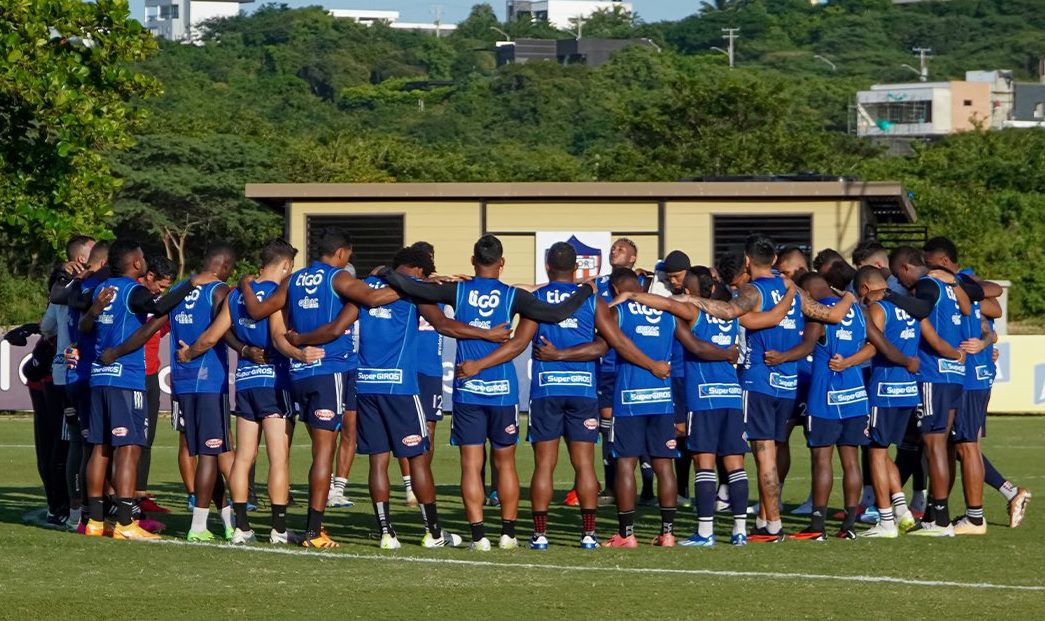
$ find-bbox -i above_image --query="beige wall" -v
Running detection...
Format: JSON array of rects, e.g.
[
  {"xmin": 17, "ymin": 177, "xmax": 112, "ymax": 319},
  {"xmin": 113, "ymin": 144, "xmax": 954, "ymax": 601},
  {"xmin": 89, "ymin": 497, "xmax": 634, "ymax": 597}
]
[{"xmin": 950, "ymin": 81, "xmax": 993, "ymax": 131}]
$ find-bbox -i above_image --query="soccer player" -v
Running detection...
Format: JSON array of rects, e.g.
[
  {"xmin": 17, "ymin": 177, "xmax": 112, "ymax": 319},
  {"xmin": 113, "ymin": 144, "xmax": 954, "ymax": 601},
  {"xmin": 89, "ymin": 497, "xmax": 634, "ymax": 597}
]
[
  {"xmin": 851, "ymin": 266, "xmax": 921, "ymax": 538},
  {"xmin": 238, "ymin": 231, "xmax": 407, "ymax": 548},
  {"xmin": 852, "ymin": 240, "xmax": 907, "ymax": 295},
  {"xmin": 890, "ymin": 246, "xmax": 981, "ymax": 537},
  {"xmin": 922, "ymin": 236, "xmax": 1030, "ymax": 531},
  {"xmin": 380, "ymin": 234, "xmax": 596, "ymax": 551},
  {"xmin": 82, "ymin": 240, "xmax": 196, "ymax": 540},
  {"xmin": 177, "ymin": 239, "xmax": 316, "ymax": 544}
]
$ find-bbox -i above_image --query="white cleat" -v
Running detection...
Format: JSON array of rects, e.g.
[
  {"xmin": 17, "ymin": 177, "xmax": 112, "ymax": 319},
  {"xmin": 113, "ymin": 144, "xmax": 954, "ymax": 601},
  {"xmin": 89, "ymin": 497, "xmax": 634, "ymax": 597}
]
[
  {"xmin": 469, "ymin": 537, "xmax": 492, "ymax": 552},
  {"xmin": 499, "ymin": 534, "xmax": 519, "ymax": 550},
  {"xmin": 952, "ymin": 516, "xmax": 987, "ymax": 536},
  {"xmin": 715, "ymin": 497, "xmax": 730, "ymax": 513},
  {"xmin": 380, "ymin": 533, "xmax": 402, "ymax": 549},
  {"xmin": 422, "ymin": 531, "xmax": 464, "ymax": 548},
  {"xmin": 269, "ymin": 529, "xmax": 304, "ymax": 545},
  {"xmin": 907, "ymin": 521, "xmax": 955, "ymax": 538},
  {"xmin": 326, "ymin": 489, "xmax": 354, "ymax": 508},
  {"xmin": 1009, "ymin": 488, "xmax": 1031, "ymax": 528},
  {"xmin": 229, "ymin": 528, "xmax": 257, "ymax": 545},
  {"xmin": 859, "ymin": 522, "xmax": 898, "ymax": 539}
]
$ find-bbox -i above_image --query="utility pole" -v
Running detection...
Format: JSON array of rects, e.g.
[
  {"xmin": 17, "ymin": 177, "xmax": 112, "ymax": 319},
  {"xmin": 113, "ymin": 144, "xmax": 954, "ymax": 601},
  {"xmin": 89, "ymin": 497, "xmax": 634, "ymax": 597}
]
[
  {"xmin": 431, "ymin": 4, "xmax": 444, "ymax": 38},
  {"xmin": 573, "ymin": 16, "xmax": 584, "ymax": 40},
  {"xmin": 912, "ymin": 47, "xmax": 932, "ymax": 82},
  {"xmin": 721, "ymin": 27, "xmax": 739, "ymax": 69}
]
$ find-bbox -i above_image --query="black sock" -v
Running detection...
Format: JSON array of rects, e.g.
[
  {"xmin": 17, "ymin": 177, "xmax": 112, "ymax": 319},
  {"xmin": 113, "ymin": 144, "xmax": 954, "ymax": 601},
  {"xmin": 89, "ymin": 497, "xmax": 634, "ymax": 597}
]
[
  {"xmin": 967, "ymin": 505, "xmax": 984, "ymax": 526},
  {"xmin": 932, "ymin": 498, "xmax": 950, "ymax": 527},
  {"xmin": 470, "ymin": 521, "xmax": 485, "ymax": 542},
  {"xmin": 842, "ymin": 505, "xmax": 859, "ymax": 531},
  {"xmin": 271, "ymin": 504, "xmax": 287, "ymax": 534},
  {"xmin": 88, "ymin": 496, "xmax": 104, "ymax": 522},
  {"xmin": 306, "ymin": 507, "xmax": 324, "ymax": 536},
  {"xmin": 617, "ymin": 510, "xmax": 634, "ymax": 538},
  {"xmin": 373, "ymin": 501, "xmax": 394, "ymax": 536},
  {"xmin": 639, "ymin": 461, "xmax": 654, "ymax": 499},
  {"xmin": 501, "ymin": 519, "xmax": 516, "ymax": 538},
  {"xmin": 420, "ymin": 503, "xmax": 442, "ymax": 538},
  {"xmin": 660, "ymin": 506, "xmax": 677, "ymax": 535},
  {"xmin": 811, "ymin": 506, "xmax": 827, "ymax": 532},
  {"xmin": 115, "ymin": 497, "xmax": 134, "ymax": 526},
  {"xmin": 233, "ymin": 502, "xmax": 250, "ymax": 531}
]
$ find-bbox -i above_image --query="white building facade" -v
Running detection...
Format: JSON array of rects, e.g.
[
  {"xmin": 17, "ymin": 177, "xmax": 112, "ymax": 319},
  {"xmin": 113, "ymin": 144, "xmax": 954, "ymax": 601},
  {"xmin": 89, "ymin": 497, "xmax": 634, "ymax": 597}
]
[
  {"xmin": 328, "ymin": 9, "xmax": 457, "ymax": 35},
  {"xmin": 507, "ymin": 1, "xmax": 634, "ymax": 30},
  {"xmin": 145, "ymin": 0, "xmax": 253, "ymax": 41}
]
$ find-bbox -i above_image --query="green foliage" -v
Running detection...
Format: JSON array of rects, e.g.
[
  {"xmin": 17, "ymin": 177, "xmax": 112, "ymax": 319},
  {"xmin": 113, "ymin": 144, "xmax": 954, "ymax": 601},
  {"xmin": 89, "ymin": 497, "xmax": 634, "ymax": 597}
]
[
  {"xmin": 0, "ymin": 0, "xmax": 159, "ymax": 271},
  {"xmin": 0, "ymin": 265, "xmax": 46, "ymax": 325}
]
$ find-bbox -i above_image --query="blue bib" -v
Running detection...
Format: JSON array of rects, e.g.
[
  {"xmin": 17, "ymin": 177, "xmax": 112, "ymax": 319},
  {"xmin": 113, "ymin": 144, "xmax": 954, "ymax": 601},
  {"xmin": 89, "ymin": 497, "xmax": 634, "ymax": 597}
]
[
  {"xmin": 684, "ymin": 310, "xmax": 741, "ymax": 412},
  {"xmin": 808, "ymin": 297, "xmax": 868, "ymax": 420},
  {"xmin": 869, "ymin": 298, "xmax": 920, "ymax": 407},
  {"xmin": 613, "ymin": 301, "xmax": 676, "ymax": 416},
  {"xmin": 169, "ymin": 281, "xmax": 229, "ymax": 395},
  {"xmin": 90, "ymin": 276, "xmax": 148, "ymax": 390},
  {"xmin": 453, "ymin": 278, "xmax": 518, "ymax": 406},
  {"xmin": 229, "ymin": 281, "xmax": 289, "ymax": 391},
  {"xmin": 917, "ymin": 277, "xmax": 965, "ymax": 384},
  {"xmin": 286, "ymin": 262, "xmax": 357, "ymax": 379},
  {"xmin": 530, "ymin": 282, "xmax": 598, "ymax": 400},
  {"xmin": 356, "ymin": 276, "xmax": 420, "ymax": 395},
  {"xmin": 740, "ymin": 276, "xmax": 804, "ymax": 398},
  {"xmin": 416, "ymin": 303, "xmax": 445, "ymax": 378}
]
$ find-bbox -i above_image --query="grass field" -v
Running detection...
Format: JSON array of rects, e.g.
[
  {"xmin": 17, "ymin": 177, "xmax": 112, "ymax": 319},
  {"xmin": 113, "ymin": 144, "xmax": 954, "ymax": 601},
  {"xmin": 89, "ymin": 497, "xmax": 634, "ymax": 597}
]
[{"xmin": 1, "ymin": 414, "xmax": 1043, "ymax": 619}]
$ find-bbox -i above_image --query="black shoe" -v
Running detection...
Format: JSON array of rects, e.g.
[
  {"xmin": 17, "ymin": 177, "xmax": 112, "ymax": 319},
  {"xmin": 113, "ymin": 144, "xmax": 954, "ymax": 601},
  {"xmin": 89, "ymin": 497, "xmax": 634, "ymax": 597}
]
[{"xmin": 836, "ymin": 528, "xmax": 857, "ymax": 540}]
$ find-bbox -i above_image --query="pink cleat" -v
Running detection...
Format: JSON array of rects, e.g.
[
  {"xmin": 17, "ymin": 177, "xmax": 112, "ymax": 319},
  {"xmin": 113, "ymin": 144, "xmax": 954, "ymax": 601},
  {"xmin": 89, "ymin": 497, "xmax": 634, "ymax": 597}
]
[
  {"xmin": 137, "ymin": 518, "xmax": 166, "ymax": 534},
  {"xmin": 605, "ymin": 534, "xmax": 639, "ymax": 548}
]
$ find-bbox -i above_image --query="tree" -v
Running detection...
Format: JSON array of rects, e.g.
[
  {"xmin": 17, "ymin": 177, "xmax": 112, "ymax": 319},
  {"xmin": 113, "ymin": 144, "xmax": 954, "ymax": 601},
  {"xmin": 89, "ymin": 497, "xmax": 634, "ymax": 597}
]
[
  {"xmin": 0, "ymin": 0, "xmax": 159, "ymax": 272},
  {"xmin": 574, "ymin": 6, "xmax": 639, "ymax": 39}
]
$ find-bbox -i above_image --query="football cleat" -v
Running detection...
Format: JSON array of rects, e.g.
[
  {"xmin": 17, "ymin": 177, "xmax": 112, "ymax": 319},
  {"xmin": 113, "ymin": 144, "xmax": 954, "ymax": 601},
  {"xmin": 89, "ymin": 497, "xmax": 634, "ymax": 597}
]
[
  {"xmin": 469, "ymin": 537, "xmax": 492, "ymax": 552},
  {"xmin": 499, "ymin": 534, "xmax": 519, "ymax": 550},
  {"xmin": 952, "ymin": 516, "xmax": 987, "ymax": 536},
  {"xmin": 224, "ymin": 525, "xmax": 236, "ymax": 540},
  {"xmin": 113, "ymin": 521, "xmax": 160, "ymax": 541},
  {"xmin": 137, "ymin": 497, "xmax": 170, "ymax": 514},
  {"xmin": 787, "ymin": 528, "xmax": 826, "ymax": 542},
  {"xmin": 898, "ymin": 512, "xmax": 917, "ymax": 533},
  {"xmin": 605, "ymin": 534, "xmax": 638, "ymax": 548},
  {"xmin": 1009, "ymin": 488, "xmax": 1031, "ymax": 528},
  {"xmin": 748, "ymin": 527, "xmax": 785, "ymax": 543},
  {"xmin": 137, "ymin": 518, "xmax": 166, "ymax": 534},
  {"xmin": 652, "ymin": 533, "xmax": 677, "ymax": 547},
  {"xmin": 680, "ymin": 533, "xmax": 715, "ymax": 547},
  {"xmin": 715, "ymin": 497, "xmax": 731, "ymax": 513},
  {"xmin": 187, "ymin": 529, "xmax": 215, "ymax": 543},
  {"xmin": 859, "ymin": 506, "xmax": 881, "ymax": 524},
  {"xmin": 597, "ymin": 491, "xmax": 616, "ymax": 507},
  {"xmin": 326, "ymin": 489, "xmax": 354, "ymax": 508},
  {"xmin": 860, "ymin": 522, "xmax": 899, "ymax": 539},
  {"xmin": 486, "ymin": 491, "xmax": 500, "ymax": 507},
  {"xmin": 270, "ymin": 529, "xmax": 304, "ymax": 545},
  {"xmin": 677, "ymin": 495, "xmax": 693, "ymax": 509},
  {"xmin": 637, "ymin": 495, "xmax": 657, "ymax": 507},
  {"xmin": 907, "ymin": 522, "xmax": 955, "ymax": 538},
  {"xmin": 836, "ymin": 528, "xmax": 857, "ymax": 540},
  {"xmin": 230, "ymin": 528, "xmax": 256, "ymax": 545},
  {"xmin": 579, "ymin": 534, "xmax": 599, "ymax": 549},
  {"xmin": 186, "ymin": 494, "xmax": 195, "ymax": 512},
  {"xmin": 422, "ymin": 531, "xmax": 464, "ymax": 548},
  {"xmin": 730, "ymin": 533, "xmax": 748, "ymax": 546},
  {"xmin": 529, "ymin": 534, "xmax": 549, "ymax": 550},
  {"xmin": 302, "ymin": 531, "xmax": 340, "ymax": 549},
  {"xmin": 84, "ymin": 519, "xmax": 107, "ymax": 537},
  {"xmin": 380, "ymin": 533, "xmax": 402, "ymax": 549},
  {"xmin": 405, "ymin": 489, "xmax": 419, "ymax": 509},
  {"xmin": 563, "ymin": 489, "xmax": 579, "ymax": 507}
]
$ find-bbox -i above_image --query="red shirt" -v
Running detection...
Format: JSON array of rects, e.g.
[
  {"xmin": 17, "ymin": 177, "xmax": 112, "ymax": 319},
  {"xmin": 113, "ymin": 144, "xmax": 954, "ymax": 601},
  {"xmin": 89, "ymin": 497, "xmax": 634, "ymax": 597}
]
[{"xmin": 145, "ymin": 322, "xmax": 169, "ymax": 376}]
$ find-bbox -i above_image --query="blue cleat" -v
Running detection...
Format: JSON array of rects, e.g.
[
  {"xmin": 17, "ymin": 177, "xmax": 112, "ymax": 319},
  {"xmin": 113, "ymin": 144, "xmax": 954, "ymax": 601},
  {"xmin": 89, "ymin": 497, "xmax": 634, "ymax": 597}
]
[
  {"xmin": 859, "ymin": 506, "xmax": 881, "ymax": 524},
  {"xmin": 579, "ymin": 534, "xmax": 599, "ymax": 549},
  {"xmin": 186, "ymin": 494, "xmax": 195, "ymax": 512},
  {"xmin": 680, "ymin": 533, "xmax": 716, "ymax": 547},
  {"xmin": 486, "ymin": 491, "xmax": 500, "ymax": 507},
  {"xmin": 529, "ymin": 534, "xmax": 549, "ymax": 550},
  {"xmin": 731, "ymin": 533, "xmax": 748, "ymax": 546}
]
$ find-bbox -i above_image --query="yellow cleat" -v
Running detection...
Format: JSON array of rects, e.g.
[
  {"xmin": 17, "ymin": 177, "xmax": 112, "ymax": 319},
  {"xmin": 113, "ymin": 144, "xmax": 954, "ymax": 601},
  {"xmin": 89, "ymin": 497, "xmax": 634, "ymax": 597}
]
[
  {"xmin": 84, "ymin": 519, "xmax": 107, "ymax": 537},
  {"xmin": 112, "ymin": 521, "xmax": 161, "ymax": 541},
  {"xmin": 302, "ymin": 531, "xmax": 340, "ymax": 549}
]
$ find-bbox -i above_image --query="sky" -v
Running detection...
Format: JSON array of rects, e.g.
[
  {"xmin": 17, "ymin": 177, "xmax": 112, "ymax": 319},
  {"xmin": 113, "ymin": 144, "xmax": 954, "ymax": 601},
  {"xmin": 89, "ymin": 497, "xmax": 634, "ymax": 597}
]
[{"xmin": 130, "ymin": 1, "xmax": 696, "ymax": 25}]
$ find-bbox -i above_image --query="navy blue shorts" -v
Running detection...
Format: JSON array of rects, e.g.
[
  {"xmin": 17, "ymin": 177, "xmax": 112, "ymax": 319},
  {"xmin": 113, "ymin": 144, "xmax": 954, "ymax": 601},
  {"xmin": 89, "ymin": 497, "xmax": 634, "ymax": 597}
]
[
  {"xmin": 343, "ymin": 369, "xmax": 358, "ymax": 411},
  {"xmin": 291, "ymin": 373, "xmax": 349, "ymax": 432},
  {"xmin": 952, "ymin": 388, "xmax": 989, "ymax": 443},
  {"xmin": 357, "ymin": 394, "xmax": 429, "ymax": 458},
  {"xmin": 527, "ymin": 397, "xmax": 599, "ymax": 443},
  {"xmin": 807, "ymin": 415, "xmax": 869, "ymax": 448},
  {"xmin": 869, "ymin": 406, "xmax": 914, "ymax": 448},
  {"xmin": 66, "ymin": 381, "xmax": 91, "ymax": 437},
  {"xmin": 450, "ymin": 403, "xmax": 519, "ymax": 448},
  {"xmin": 919, "ymin": 382, "xmax": 962, "ymax": 435},
  {"xmin": 235, "ymin": 387, "xmax": 292, "ymax": 422},
  {"xmin": 687, "ymin": 409, "xmax": 748, "ymax": 456},
  {"xmin": 671, "ymin": 376, "xmax": 687, "ymax": 425},
  {"xmin": 88, "ymin": 386, "xmax": 148, "ymax": 447},
  {"xmin": 597, "ymin": 371, "xmax": 615, "ymax": 410},
  {"xmin": 611, "ymin": 414, "xmax": 679, "ymax": 459},
  {"xmin": 417, "ymin": 374, "xmax": 444, "ymax": 422},
  {"xmin": 176, "ymin": 393, "xmax": 231, "ymax": 456},
  {"xmin": 790, "ymin": 380, "xmax": 810, "ymax": 422},
  {"xmin": 743, "ymin": 390, "xmax": 793, "ymax": 443}
]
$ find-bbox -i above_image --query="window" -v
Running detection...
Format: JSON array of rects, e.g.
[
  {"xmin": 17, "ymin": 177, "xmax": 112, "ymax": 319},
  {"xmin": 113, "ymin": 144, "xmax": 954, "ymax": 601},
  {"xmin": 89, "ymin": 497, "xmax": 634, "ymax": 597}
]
[
  {"xmin": 713, "ymin": 215, "xmax": 812, "ymax": 260},
  {"xmin": 159, "ymin": 4, "xmax": 179, "ymax": 19},
  {"xmin": 963, "ymin": 99, "xmax": 973, "ymax": 106},
  {"xmin": 863, "ymin": 100, "xmax": 932, "ymax": 125},
  {"xmin": 306, "ymin": 214, "xmax": 404, "ymax": 276}
]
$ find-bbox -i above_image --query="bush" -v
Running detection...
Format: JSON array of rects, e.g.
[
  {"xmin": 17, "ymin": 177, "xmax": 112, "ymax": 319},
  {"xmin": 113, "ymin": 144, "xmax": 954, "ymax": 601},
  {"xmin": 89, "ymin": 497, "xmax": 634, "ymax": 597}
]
[{"xmin": 0, "ymin": 266, "xmax": 47, "ymax": 326}]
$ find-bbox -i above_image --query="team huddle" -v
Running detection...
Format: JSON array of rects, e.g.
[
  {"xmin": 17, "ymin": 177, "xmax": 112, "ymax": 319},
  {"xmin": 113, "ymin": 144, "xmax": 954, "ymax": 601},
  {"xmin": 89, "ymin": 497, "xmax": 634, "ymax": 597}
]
[{"xmin": 37, "ymin": 228, "xmax": 1032, "ymax": 550}]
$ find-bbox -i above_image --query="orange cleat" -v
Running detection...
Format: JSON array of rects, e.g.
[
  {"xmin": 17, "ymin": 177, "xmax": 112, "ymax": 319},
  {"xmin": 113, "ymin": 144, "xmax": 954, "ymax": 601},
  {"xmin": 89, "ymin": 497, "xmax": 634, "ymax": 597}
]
[
  {"xmin": 605, "ymin": 533, "xmax": 639, "ymax": 548},
  {"xmin": 113, "ymin": 521, "xmax": 161, "ymax": 541},
  {"xmin": 652, "ymin": 533, "xmax": 676, "ymax": 547},
  {"xmin": 302, "ymin": 530, "xmax": 340, "ymax": 549},
  {"xmin": 84, "ymin": 519, "xmax": 107, "ymax": 537},
  {"xmin": 563, "ymin": 489, "xmax": 579, "ymax": 507}
]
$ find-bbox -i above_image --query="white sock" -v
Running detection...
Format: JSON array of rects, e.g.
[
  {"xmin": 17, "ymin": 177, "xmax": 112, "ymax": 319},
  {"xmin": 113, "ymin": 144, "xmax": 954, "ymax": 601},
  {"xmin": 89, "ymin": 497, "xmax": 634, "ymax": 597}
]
[
  {"xmin": 999, "ymin": 481, "xmax": 1019, "ymax": 502},
  {"xmin": 191, "ymin": 507, "xmax": 210, "ymax": 533},
  {"xmin": 221, "ymin": 505, "xmax": 233, "ymax": 530},
  {"xmin": 733, "ymin": 517, "xmax": 747, "ymax": 536},
  {"xmin": 891, "ymin": 492, "xmax": 909, "ymax": 518},
  {"xmin": 878, "ymin": 507, "xmax": 896, "ymax": 527},
  {"xmin": 767, "ymin": 519, "xmax": 782, "ymax": 534},
  {"xmin": 333, "ymin": 477, "xmax": 348, "ymax": 493},
  {"xmin": 697, "ymin": 518, "xmax": 714, "ymax": 538},
  {"xmin": 403, "ymin": 475, "xmax": 413, "ymax": 493},
  {"xmin": 717, "ymin": 484, "xmax": 729, "ymax": 501},
  {"xmin": 755, "ymin": 516, "xmax": 767, "ymax": 530}
]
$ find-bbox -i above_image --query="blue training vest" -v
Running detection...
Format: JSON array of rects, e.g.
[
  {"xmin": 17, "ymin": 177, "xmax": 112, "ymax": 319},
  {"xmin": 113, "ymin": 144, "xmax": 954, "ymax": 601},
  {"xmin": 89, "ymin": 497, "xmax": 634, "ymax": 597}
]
[
  {"xmin": 453, "ymin": 278, "xmax": 518, "ymax": 406},
  {"xmin": 169, "ymin": 280, "xmax": 229, "ymax": 395},
  {"xmin": 530, "ymin": 281, "xmax": 598, "ymax": 401},
  {"xmin": 90, "ymin": 276, "xmax": 148, "ymax": 390},
  {"xmin": 808, "ymin": 297, "xmax": 868, "ymax": 420},
  {"xmin": 356, "ymin": 275, "xmax": 420, "ymax": 395},
  {"xmin": 684, "ymin": 310, "xmax": 741, "ymax": 412},
  {"xmin": 917, "ymin": 276, "xmax": 965, "ymax": 385},
  {"xmin": 228, "ymin": 280, "xmax": 289, "ymax": 391},
  {"xmin": 613, "ymin": 301, "xmax": 676, "ymax": 417},
  {"xmin": 286, "ymin": 261, "xmax": 356, "ymax": 380},
  {"xmin": 416, "ymin": 303, "xmax": 445, "ymax": 379},
  {"xmin": 869, "ymin": 298, "xmax": 920, "ymax": 408},
  {"xmin": 740, "ymin": 276, "xmax": 804, "ymax": 398}
]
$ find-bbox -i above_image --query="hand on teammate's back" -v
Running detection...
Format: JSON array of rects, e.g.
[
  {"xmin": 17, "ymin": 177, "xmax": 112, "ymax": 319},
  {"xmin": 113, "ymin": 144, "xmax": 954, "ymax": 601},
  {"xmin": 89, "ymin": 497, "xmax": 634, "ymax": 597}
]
[
  {"xmin": 763, "ymin": 350, "xmax": 786, "ymax": 366},
  {"xmin": 482, "ymin": 322, "xmax": 511, "ymax": 344},
  {"xmin": 726, "ymin": 345, "xmax": 740, "ymax": 364},
  {"xmin": 300, "ymin": 346, "xmax": 325, "ymax": 364},
  {"xmin": 533, "ymin": 336, "xmax": 560, "ymax": 361},
  {"xmin": 455, "ymin": 360, "xmax": 481, "ymax": 379},
  {"xmin": 650, "ymin": 360, "xmax": 671, "ymax": 380},
  {"xmin": 244, "ymin": 346, "xmax": 267, "ymax": 365},
  {"xmin": 904, "ymin": 356, "xmax": 920, "ymax": 374},
  {"xmin": 960, "ymin": 338, "xmax": 986, "ymax": 354}
]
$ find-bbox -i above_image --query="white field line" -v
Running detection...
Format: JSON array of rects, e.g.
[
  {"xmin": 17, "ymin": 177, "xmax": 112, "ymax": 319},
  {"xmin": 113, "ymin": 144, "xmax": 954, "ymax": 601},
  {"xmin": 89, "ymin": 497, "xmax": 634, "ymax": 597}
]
[{"xmin": 147, "ymin": 538, "xmax": 1045, "ymax": 593}]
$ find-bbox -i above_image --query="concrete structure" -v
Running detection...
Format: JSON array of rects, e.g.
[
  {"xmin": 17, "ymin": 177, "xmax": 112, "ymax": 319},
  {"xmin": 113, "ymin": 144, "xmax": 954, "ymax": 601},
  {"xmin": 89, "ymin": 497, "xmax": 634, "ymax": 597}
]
[
  {"xmin": 245, "ymin": 180, "xmax": 914, "ymax": 284},
  {"xmin": 496, "ymin": 37, "xmax": 658, "ymax": 67},
  {"xmin": 145, "ymin": 0, "xmax": 253, "ymax": 41},
  {"xmin": 856, "ymin": 80, "xmax": 992, "ymax": 137},
  {"xmin": 329, "ymin": 9, "xmax": 456, "ymax": 35},
  {"xmin": 507, "ymin": 1, "xmax": 633, "ymax": 30},
  {"xmin": 1011, "ymin": 83, "xmax": 1045, "ymax": 127}
]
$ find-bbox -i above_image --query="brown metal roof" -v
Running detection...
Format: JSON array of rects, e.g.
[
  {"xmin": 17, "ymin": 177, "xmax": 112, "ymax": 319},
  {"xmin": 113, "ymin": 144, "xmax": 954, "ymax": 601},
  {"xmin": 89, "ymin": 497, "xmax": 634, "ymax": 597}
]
[{"xmin": 246, "ymin": 181, "xmax": 916, "ymax": 222}]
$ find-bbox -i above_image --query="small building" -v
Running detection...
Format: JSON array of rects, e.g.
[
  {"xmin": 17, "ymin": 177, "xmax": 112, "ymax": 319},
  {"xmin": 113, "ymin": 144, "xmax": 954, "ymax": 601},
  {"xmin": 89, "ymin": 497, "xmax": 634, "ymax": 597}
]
[
  {"xmin": 855, "ymin": 80, "xmax": 992, "ymax": 138},
  {"xmin": 328, "ymin": 9, "xmax": 457, "ymax": 35},
  {"xmin": 145, "ymin": 0, "xmax": 253, "ymax": 41},
  {"xmin": 507, "ymin": 0, "xmax": 633, "ymax": 30},
  {"xmin": 496, "ymin": 37, "xmax": 657, "ymax": 67},
  {"xmin": 245, "ymin": 180, "xmax": 915, "ymax": 283}
]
